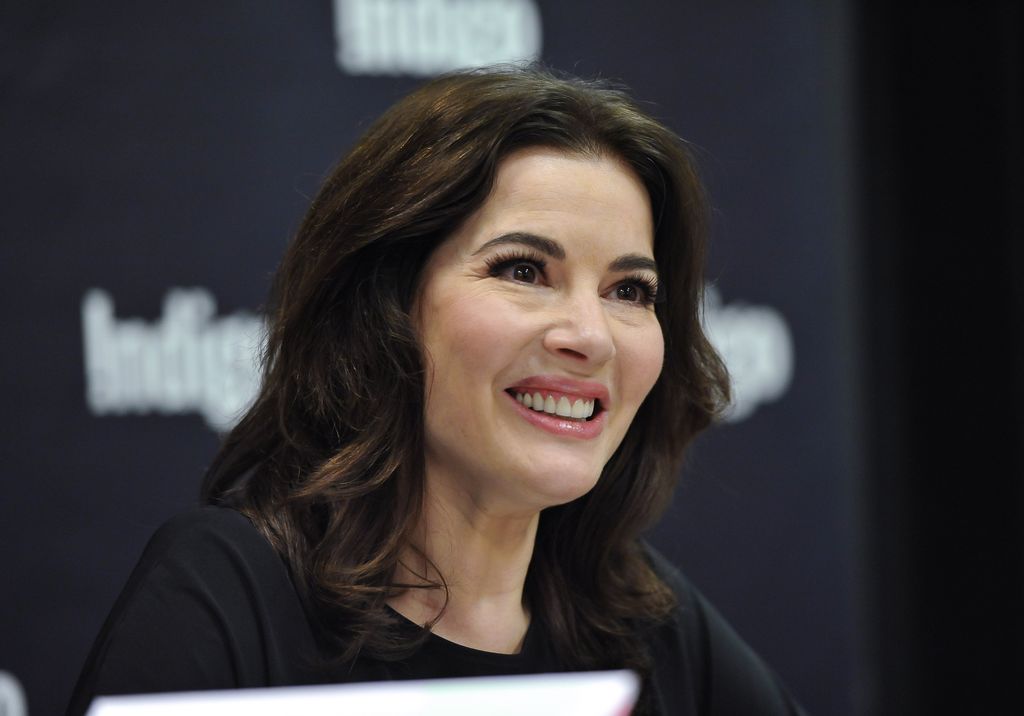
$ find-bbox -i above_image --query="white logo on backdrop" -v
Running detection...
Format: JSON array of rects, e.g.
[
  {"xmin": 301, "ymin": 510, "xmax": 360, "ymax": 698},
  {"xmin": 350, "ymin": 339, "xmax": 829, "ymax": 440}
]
[
  {"xmin": 703, "ymin": 286, "xmax": 794, "ymax": 422},
  {"xmin": 334, "ymin": 0, "xmax": 542, "ymax": 76},
  {"xmin": 81, "ymin": 288, "xmax": 262, "ymax": 432},
  {"xmin": 0, "ymin": 671, "xmax": 27, "ymax": 716},
  {"xmin": 81, "ymin": 287, "xmax": 793, "ymax": 431}
]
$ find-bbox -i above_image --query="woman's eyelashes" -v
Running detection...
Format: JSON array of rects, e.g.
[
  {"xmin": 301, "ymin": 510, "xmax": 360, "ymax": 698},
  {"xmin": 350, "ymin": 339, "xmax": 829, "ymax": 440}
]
[
  {"xmin": 486, "ymin": 250, "xmax": 548, "ymax": 284},
  {"xmin": 486, "ymin": 251, "xmax": 659, "ymax": 308},
  {"xmin": 612, "ymin": 275, "xmax": 659, "ymax": 306}
]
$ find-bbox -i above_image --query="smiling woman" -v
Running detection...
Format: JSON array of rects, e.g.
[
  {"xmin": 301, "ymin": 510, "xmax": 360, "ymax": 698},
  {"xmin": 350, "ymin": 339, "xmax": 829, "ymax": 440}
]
[
  {"xmin": 413, "ymin": 149, "xmax": 664, "ymax": 514},
  {"xmin": 68, "ymin": 67, "xmax": 805, "ymax": 716}
]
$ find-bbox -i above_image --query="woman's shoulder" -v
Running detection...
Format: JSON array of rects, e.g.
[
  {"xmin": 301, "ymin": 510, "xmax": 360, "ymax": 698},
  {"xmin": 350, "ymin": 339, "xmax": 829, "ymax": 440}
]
[
  {"xmin": 146, "ymin": 504, "xmax": 262, "ymax": 543},
  {"xmin": 118, "ymin": 505, "xmax": 308, "ymax": 646},
  {"xmin": 141, "ymin": 505, "xmax": 271, "ymax": 559},
  {"xmin": 67, "ymin": 507, "xmax": 317, "ymax": 715},
  {"xmin": 640, "ymin": 542, "xmax": 807, "ymax": 715},
  {"xmin": 122, "ymin": 506, "xmax": 293, "ymax": 598},
  {"xmin": 640, "ymin": 541, "xmax": 695, "ymax": 605}
]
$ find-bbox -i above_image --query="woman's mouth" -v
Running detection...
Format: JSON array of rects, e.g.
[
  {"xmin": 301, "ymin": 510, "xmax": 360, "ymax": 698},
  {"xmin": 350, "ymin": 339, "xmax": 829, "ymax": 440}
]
[{"xmin": 505, "ymin": 389, "xmax": 602, "ymax": 421}]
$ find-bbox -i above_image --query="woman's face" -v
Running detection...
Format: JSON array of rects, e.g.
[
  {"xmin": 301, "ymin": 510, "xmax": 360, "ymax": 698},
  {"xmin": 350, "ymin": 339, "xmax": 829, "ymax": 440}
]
[{"xmin": 414, "ymin": 147, "xmax": 665, "ymax": 516}]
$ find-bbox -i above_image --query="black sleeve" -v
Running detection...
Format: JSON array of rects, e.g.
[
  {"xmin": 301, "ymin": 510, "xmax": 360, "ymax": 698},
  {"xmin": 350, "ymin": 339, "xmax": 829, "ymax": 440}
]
[
  {"xmin": 66, "ymin": 507, "xmax": 317, "ymax": 716},
  {"xmin": 644, "ymin": 545, "xmax": 808, "ymax": 716}
]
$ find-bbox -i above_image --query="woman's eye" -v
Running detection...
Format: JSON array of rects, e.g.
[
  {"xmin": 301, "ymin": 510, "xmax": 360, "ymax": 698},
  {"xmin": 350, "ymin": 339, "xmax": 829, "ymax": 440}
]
[
  {"xmin": 616, "ymin": 284, "xmax": 640, "ymax": 301},
  {"xmin": 615, "ymin": 281, "xmax": 655, "ymax": 304},
  {"xmin": 488, "ymin": 256, "xmax": 546, "ymax": 284},
  {"xmin": 609, "ymin": 277, "xmax": 658, "ymax": 306},
  {"xmin": 512, "ymin": 263, "xmax": 538, "ymax": 283}
]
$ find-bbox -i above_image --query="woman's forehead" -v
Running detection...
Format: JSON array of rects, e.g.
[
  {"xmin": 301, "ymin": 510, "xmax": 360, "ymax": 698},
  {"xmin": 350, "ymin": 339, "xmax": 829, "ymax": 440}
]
[{"xmin": 454, "ymin": 147, "xmax": 655, "ymax": 259}]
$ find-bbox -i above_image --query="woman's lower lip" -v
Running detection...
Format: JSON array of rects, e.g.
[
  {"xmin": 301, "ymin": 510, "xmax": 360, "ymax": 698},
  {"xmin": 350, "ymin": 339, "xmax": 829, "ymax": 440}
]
[{"xmin": 507, "ymin": 392, "xmax": 606, "ymax": 439}]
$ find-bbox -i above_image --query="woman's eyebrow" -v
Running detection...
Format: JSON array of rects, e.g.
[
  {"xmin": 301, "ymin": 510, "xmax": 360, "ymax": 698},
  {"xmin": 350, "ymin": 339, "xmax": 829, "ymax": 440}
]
[
  {"xmin": 609, "ymin": 254, "xmax": 659, "ymax": 275},
  {"xmin": 471, "ymin": 232, "xmax": 566, "ymax": 259},
  {"xmin": 472, "ymin": 233, "xmax": 657, "ymax": 276}
]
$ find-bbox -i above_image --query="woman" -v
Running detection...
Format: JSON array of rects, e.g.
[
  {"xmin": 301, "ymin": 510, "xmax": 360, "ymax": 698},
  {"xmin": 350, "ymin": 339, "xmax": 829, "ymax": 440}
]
[{"xmin": 68, "ymin": 66, "xmax": 805, "ymax": 715}]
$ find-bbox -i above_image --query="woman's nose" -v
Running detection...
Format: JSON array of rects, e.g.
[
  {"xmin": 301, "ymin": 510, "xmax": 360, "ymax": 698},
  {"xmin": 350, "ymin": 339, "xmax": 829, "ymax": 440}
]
[{"xmin": 542, "ymin": 293, "xmax": 616, "ymax": 367}]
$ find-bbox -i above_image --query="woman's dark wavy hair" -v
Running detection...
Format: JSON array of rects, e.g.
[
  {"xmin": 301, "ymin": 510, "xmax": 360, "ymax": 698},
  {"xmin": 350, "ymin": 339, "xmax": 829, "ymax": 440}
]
[{"xmin": 202, "ymin": 65, "xmax": 729, "ymax": 701}]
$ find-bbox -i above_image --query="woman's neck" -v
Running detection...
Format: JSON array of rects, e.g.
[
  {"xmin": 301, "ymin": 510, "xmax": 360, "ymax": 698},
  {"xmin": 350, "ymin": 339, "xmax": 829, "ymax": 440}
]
[{"xmin": 387, "ymin": 480, "xmax": 539, "ymax": 654}]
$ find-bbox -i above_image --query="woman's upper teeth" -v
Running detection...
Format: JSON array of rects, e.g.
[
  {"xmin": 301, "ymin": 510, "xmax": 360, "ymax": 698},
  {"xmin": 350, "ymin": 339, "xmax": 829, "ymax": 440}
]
[{"xmin": 514, "ymin": 392, "xmax": 595, "ymax": 419}]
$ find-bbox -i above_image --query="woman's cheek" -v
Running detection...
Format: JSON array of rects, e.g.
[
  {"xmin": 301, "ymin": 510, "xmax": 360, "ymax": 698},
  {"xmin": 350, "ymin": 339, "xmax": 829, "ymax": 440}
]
[
  {"xmin": 445, "ymin": 294, "xmax": 520, "ymax": 351},
  {"xmin": 630, "ymin": 322, "xmax": 666, "ymax": 399}
]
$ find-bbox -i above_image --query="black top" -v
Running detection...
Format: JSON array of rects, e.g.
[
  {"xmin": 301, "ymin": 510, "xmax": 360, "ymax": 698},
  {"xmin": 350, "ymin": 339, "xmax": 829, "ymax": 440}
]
[{"xmin": 67, "ymin": 507, "xmax": 806, "ymax": 716}]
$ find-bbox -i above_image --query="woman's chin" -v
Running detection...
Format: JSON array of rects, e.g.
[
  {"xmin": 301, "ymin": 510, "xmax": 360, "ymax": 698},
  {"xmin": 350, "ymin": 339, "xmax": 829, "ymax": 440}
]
[{"xmin": 513, "ymin": 465, "xmax": 604, "ymax": 512}]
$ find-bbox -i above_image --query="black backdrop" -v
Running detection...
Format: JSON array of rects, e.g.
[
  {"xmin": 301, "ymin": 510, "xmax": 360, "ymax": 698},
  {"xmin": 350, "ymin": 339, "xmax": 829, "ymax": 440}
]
[
  {"xmin": 1, "ymin": 3, "xmax": 858, "ymax": 715},
  {"xmin": 856, "ymin": 2, "xmax": 1024, "ymax": 714}
]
